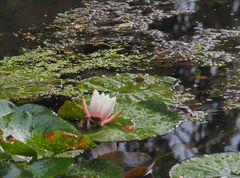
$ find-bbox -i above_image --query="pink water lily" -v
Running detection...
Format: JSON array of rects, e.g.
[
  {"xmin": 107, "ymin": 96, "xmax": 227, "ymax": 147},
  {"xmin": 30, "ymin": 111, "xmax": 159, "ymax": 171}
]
[{"xmin": 82, "ymin": 90, "xmax": 121, "ymax": 126}]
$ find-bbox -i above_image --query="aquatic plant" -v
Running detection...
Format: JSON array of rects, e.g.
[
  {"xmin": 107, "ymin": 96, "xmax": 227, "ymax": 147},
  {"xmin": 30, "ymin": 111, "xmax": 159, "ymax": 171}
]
[
  {"xmin": 81, "ymin": 90, "xmax": 121, "ymax": 127},
  {"xmin": 170, "ymin": 152, "xmax": 240, "ymax": 178}
]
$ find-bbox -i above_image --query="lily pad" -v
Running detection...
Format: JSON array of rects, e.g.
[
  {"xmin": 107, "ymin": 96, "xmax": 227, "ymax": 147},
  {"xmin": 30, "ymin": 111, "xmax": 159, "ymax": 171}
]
[
  {"xmin": 58, "ymin": 100, "xmax": 84, "ymax": 120},
  {"xmin": 0, "ymin": 139, "xmax": 37, "ymax": 159},
  {"xmin": 72, "ymin": 73, "xmax": 182, "ymax": 142},
  {"xmin": 0, "ymin": 152, "xmax": 32, "ymax": 178},
  {"xmin": 0, "ymin": 99, "xmax": 16, "ymax": 118},
  {"xmin": 54, "ymin": 150, "xmax": 83, "ymax": 158},
  {"xmin": 64, "ymin": 158, "xmax": 124, "ymax": 178},
  {"xmin": 0, "ymin": 152, "xmax": 73, "ymax": 178},
  {"xmin": 169, "ymin": 152, "xmax": 240, "ymax": 178},
  {"xmin": 0, "ymin": 110, "xmax": 79, "ymax": 143},
  {"xmin": 0, "ymin": 100, "xmax": 99, "ymax": 159},
  {"xmin": 23, "ymin": 157, "xmax": 73, "ymax": 178},
  {"xmin": 77, "ymin": 73, "xmax": 176, "ymax": 103},
  {"xmin": 0, "ymin": 101, "xmax": 98, "ymax": 158},
  {"xmin": 0, "ymin": 66, "xmax": 59, "ymax": 101},
  {"xmin": 28, "ymin": 131, "xmax": 95, "ymax": 156}
]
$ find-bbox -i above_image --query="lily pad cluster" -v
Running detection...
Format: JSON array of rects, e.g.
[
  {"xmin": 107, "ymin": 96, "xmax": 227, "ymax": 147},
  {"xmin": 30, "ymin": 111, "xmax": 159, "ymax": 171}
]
[
  {"xmin": 58, "ymin": 73, "xmax": 206, "ymax": 142},
  {"xmin": 0, "ymin": 99, "xmax": 154, "ymax": 178},
  {"xmin": 0, "ymin": 99, "xmax": 106, "ymax": 177},
  {"xmin": 0, "ymin": 47, "xmax": 153, "ymax": 101},
  {"xmin": 0, "ymin": 90, "xmax": 157, "ymax": 177},
  {"xmin": 0, "ymin": 72, "xmax": 203, "ymax": 177},
  {"xmin": 0, "ymin": 65, "xmax": 59, "ymax": 101}
]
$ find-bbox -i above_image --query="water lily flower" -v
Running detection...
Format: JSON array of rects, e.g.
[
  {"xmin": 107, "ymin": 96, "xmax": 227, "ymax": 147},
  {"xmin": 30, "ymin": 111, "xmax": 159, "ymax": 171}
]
[{"xmin": 82, "ymin": 90, "xmax": 121, "ymax": 126}]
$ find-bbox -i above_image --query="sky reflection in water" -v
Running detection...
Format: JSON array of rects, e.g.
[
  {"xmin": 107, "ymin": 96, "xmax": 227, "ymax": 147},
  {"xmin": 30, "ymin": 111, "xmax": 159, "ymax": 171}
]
[
  {"xmin": 118, "ymin": 64, "xmax": 240, "ymax": 177},
  {"xmin": 154, "ymin": 0, "xmax": 240, "ymax": 40}
]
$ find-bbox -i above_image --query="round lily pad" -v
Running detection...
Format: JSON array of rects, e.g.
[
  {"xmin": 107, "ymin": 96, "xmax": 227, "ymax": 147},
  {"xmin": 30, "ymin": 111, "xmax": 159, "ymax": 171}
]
[
  {"xmin": 0, "ymin": 100, "xmax": 16, "ymax": 118},
  {"xmin": 23, "ymin": 158, "xmax": 73, "ymax": 178},
  {"xmin": 0, "ymin": 101, "xmax": 96, "ymax": 158},
  {"xmin": 77, "ymin": 73, "xmax": 181, "ymax": 141},
  {"xmin": 64, "ymin": 158, "xmax": 124, "ymax": 178},
  {"xmin": 0, "ymin": 109, "xmax": 79, "ymax": 144},
  {"xmin": 0, "ymin": 152, "xmax": 32, "ymax": 178},
  {"xmin": 169, "ymin": 152, "xmax": 240, "ymax": 178}
]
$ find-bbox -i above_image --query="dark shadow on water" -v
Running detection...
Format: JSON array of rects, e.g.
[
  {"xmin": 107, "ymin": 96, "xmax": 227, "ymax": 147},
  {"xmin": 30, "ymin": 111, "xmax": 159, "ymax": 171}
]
[{"xmin": 0, "ymin": 0, "xmax": 84, "ymax": 59}]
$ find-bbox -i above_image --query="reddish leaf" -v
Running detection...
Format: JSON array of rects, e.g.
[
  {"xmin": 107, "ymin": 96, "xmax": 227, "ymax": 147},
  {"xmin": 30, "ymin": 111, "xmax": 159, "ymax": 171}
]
[{"xmin": 101, "ymin": 151, "xmax": 155, "ymax": 178}]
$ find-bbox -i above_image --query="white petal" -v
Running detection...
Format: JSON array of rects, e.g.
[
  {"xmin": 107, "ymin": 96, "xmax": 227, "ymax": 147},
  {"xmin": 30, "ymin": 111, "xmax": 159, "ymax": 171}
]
[
  {"xmin": 88, "ymin": 90, "xmax": 117, "ymax": 120},
  {"xmin": 100, "ymin": 97, "xmax": 116, "ymax": 120},
  {"xmin": 88, "ymin": 90, "xmax": 100, "ymax": 116},
  {"xmin": 92, "ymin": 92, "xmax": 105, "ymax": 118},
  {"xmin": 98, "ymin": 94, "xmax": 109, "ymax": 115}
]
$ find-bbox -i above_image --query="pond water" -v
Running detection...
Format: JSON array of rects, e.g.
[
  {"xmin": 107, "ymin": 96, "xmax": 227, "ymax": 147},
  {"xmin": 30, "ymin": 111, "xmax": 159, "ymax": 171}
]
[
  {"xmin": 0, "ymin": 0, "xmax": 84, "ymax": 59},
  {"xmin": 1, "ymin": 0, "xmax": 240, "ymax": 178}
]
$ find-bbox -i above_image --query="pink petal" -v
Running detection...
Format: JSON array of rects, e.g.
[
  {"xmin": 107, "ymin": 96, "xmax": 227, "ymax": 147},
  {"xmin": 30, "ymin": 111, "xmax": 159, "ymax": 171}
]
[
  {"xmin": 89, "ymin": 90, "xmax": 104, "ymax": 118},
  {"xmin": 82, "ymin": 97, "xmax": 90, "ymax": 118},
  {"xmin": 100, "ymin": 111, "xmax": 121, "ymax": 125}
]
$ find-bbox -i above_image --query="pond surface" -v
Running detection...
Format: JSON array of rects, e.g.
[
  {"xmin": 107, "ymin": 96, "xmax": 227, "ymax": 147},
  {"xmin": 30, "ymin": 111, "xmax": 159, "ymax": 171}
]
[
  {"xmin": 0, "ymin": 0, "xmax": 84, "ymax": 58},
  {"xmin": 1, "ymin": 0, "xmax": 240, "ymax": 178}
]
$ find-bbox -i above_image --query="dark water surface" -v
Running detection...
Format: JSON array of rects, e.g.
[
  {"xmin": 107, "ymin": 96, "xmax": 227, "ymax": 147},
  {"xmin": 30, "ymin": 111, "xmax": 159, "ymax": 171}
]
[
  {"xmin": 1, "ymin": 0, "xmax": 240, "ymax": 178},
  {"xmin": 119, "ymin": 0, "xmax": 240, "ymax": 177},
  {"xmin": 151, "ymin": 0, "xmax": 240, "ymax": 40},
  {"xmin": 119, "ymin": 65, "xmax": 240, "ymax": 177},
  {"xmin": 0, "ymin": 0, "xmax": 84, "ymax": 59}
]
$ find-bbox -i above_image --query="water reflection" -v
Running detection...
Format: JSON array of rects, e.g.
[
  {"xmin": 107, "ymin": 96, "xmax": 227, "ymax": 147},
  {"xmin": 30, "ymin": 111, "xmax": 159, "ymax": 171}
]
[
  {"xmin": 225, "ymin": 113, "xmax": 240, "ymax": 151},
  {"xmin": 117, "ymin": 63, "xmax": 240, "ymax": 177},
  {"xmin": 174, "ymin": 0, "xmax": 198, "ymax": 12},
  {"xmin": 151, "ymin": 0, "xmax": 240, "ymax": 39},
  {"xmin": 118, "ymin": 106, "xmax": 240, "ymax": 177},
  {"xmin": 232, "ymin": 0, "xmax": 240, "ymax": 13}
]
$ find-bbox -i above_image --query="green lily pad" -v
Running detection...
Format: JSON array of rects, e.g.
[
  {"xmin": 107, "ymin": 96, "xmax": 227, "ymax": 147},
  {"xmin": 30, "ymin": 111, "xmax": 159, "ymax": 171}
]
[
  {"xmin": 23, "ymin": 157, "xmax": 73, "ymax": 178},
  {"xmin": 169, "ymin": 152, "xmax": 240, "ymax": 178},
  {"xmin": 58, "ymin": 100, "xmax": 84, "ymax": 120},
  {"xmin": 0, "ymin": 101, "xmax": 76, "ymax": 143},
  {"xmin": 28, "ymin": 131, "xmax": 95, "ymax": 156},
  {"xmin": 0, "ymin": 66, "xmax": 59, "ymax": 101},
  {"xmin": 0, "ymin": 99, "xmax": 16, "ymax": 118},
  {"xmin": 73, "ymin": 73, "xmax": 182, "ymax": 141},
  {"xmin": 54, "ymin": 150, "xmax": 83, "ymax": 158},
  {"xmin": 15, "ymin": 104, "xmax": 80, "ymax": 135},
  {"xmin": 0, "ymin": 109, "xmax": 79, "ymax": 143},
  {"xmin": 0, "ymin": 101, "xmax": 97, "ymax": 158},
  {"xmin": 0, "ymin": 152, "xmax": 32, "ymax": 178},
  {"xmin": 0, "ymin": 153, "xmax": 73, "ymax": 178},
  {"xmin": 64, "ymin": 158, "xmax": 124, "ymax": 178},
  {"xmin": 77, "ymin": 73, "xmax": 176, "ymax": 103},
  {"xmin": 0, "ymin": 139, "xmax": 37, "ymax": 159}
]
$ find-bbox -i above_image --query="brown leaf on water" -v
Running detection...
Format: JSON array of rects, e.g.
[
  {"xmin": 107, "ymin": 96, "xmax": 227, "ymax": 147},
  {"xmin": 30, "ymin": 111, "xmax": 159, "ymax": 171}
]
[{"xmin": 101, "ymin": 151, "xmax": 155, "ymax": 178}]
